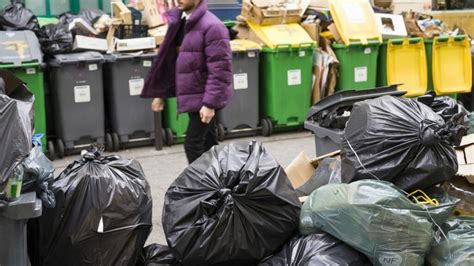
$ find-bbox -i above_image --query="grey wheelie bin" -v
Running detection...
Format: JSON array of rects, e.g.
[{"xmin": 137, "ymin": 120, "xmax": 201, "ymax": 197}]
[
  {"xmin": 48, "ymin": 52, "xmax": 106, "ymax": 157},
  {"xmin": 305, "ymin": 85, "xmax": 405, "ymax": 156},
  {"xmin": 216, "ymin": 40, "xmax": 261, "ymax": 140},
  {"xmin": 104, "ymin": 53, "xmax": 157, "ymax": 150},
  {"xmin": 0, "ymin": 192, "xmax": 42, "ymax": 266}
]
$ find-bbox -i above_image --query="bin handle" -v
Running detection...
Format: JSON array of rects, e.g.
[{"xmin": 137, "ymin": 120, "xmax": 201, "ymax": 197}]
[
  {"xmin": 299, "ymin": 42, "xmax": 314, "ymax": 50},
  {"xmin": 408, "ymin": 37, "xmax": 422, "ymax": 44},
  {"xmin": 276, "ymin": 44, "xmax": 291, "ymax": 52},
  {"xmin": 389, "ymin": 39, "xmax": 404, "ymax": 45}
]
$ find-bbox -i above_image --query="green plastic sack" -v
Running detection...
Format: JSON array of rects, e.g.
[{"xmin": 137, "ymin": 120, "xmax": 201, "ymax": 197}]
[
  {"xmin": 300, "ymin": 180, "xmax": 459, "ymax": 266},
  {"xmin": 427, "ymin": 217, "xmax": 474, "ymax": 266}
]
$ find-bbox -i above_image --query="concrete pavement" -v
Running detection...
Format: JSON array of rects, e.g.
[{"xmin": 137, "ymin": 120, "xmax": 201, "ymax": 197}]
[{"xmin": 52, "ymin": 131, "xmax": 316, "ymax": 245}]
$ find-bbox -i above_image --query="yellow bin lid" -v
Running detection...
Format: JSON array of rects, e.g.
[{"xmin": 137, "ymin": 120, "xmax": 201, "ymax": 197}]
[
  {"xmin": 432, "ymin": 36, "xmax": 472, "ymax": 95},
  {"xmin": 387, "ymin": 38, "xmax": 428, "ymax": 98},
  {"xmin": 230, "ymin": 39, "xmax": 261, "ymax": 52},
  {"xmin": 329, "ymin": 0, "xmax": 382, "ymax": 45},
  {"xmin": 247, "ymin": 21, "xmax": 316, "ymax": 49}
]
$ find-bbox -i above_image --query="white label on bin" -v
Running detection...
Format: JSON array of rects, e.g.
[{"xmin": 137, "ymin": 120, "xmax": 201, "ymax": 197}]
[
  {"xmin": 364, "ymin": 48, "xmax": 372, "ymax": 54},
  {"xmin": 288, "ymin": 69, "xmax": 302, "ymax": 86},
  {"xmin": 88, "ymin": 64, "xmax": 98, "ymax": 71},
  {"xmin": 299, "ymin": 51, "xmax": 306, "ymax": 57},
  {"xmin": 26, "ymin": 68, "xmax": 36, "ymax": 75},
  {"xmin": 354, "ymin": 67, "xmax": 368, "ymax": 83},
  {"xmin": 74, "ymin": 85, "xmax": 91, "ymax": 103},
  {"xmin": 247, "ymin": 51, "xmax": 256, "ymax": 58},
  {"xmin": 143, "ymin": 60, "xmax": 152, "ymax": 67},
  {"xmin": 129, "ymin": 78, "xmax": 144, "ymax": 96},
  {"xmin": 345, "ymin": 3, "xmax": 364, "ymax": 24},
  {"xmin": 233, "ymin": 73, "xmax": 248, "ymax": 90}
]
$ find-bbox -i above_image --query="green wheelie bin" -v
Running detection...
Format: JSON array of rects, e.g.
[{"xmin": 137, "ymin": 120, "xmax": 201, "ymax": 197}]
[
  {"xmin": 0, "ymin": 30, "xmax": 47, "ymax": 149},
  {"xmin": 259, "ymin": 44, "xmax": 314, "ymax": 134}
]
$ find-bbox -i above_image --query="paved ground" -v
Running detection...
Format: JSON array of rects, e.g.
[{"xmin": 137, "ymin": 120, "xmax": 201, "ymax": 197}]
[{"xmin": 52, "ymin": 131, "xmax": 315, "ymax": 245}]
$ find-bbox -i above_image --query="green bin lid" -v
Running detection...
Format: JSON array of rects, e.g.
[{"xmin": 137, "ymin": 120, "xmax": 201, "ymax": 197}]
[{"xmin": 0, "ymin": 31, "xmax": 43, "ymax": 66}]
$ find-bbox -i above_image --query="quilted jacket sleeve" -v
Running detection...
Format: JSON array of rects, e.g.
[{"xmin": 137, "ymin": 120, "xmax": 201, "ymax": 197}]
[{"xmin": 202, "ymin": 24, "xmax": 233, "ymax": 109}]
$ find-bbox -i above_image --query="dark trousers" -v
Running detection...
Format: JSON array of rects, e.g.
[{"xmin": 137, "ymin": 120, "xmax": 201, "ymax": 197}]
[{"xmin": 184, "ymin": 112, "xmax": 218, "ymax": 164}]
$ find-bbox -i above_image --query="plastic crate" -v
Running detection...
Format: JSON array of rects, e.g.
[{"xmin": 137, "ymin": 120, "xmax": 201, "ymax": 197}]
[
  {"xmin": 332, "ymin": 41, "xmax": 380, "ymax": 91},
  {"xmin": 208, "ymin": 3, "xmax": 241, "ymax": 21},
  {"xmin": 115, "ymin": 24, "xmax": 149, "ymax": 39}
]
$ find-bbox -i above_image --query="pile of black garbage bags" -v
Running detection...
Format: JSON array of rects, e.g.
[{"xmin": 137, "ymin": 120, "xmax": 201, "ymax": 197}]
[
  {"xmin": 0, "ymin": 2, "xmax": 105, "ymax": 55},
  {"xmin": 5, "ymin": 86, "xmax": 472, "ymax": 265}
]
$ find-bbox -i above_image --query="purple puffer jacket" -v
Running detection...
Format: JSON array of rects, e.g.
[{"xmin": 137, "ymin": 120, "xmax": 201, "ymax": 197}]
[{"xmin": 141, "ymin": 0, "xmax": 233, "ymax": 113}]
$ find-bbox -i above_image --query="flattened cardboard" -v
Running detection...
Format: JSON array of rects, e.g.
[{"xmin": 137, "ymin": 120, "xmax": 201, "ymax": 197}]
[
  {"xmin": 148, "ymin": 25, "xmax": 168, "ymax": 46},
  {"xmin": 455, "ymin": 134, "xmax": 474, "ymax": 184},
  {"xmin": 465, "ymin": 145, "xmax": 474, "ymax": 164},
  {"xmin": 116, "ymin": 37, "xmax": 156, "ymax": 51},
  {"xmin": 457, "ymin": 149, "xmax": 466, "ymax": 165},
  {"xmin": 112, "ymin": 1, "xmax": 132, "ymax": 25},
  {"xmin": 285, "ymin": 150, "xmax": 341, "ymax": 189},
  {"xmin": 73, "ymin": 35, "xmax": 108, "ymax": 52},
  {"xmin": 143, "ymin": 0, "xmax": 166, "ymax": 28}
]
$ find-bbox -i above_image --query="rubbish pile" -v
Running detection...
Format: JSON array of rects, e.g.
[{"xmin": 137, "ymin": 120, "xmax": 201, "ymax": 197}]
[{"xmin": 0, "ymin": 1, "xmax": 167, "ymax": 54}]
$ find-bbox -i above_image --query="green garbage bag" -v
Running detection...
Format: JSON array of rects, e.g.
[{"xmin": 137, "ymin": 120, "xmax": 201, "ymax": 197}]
[
  {"xmin": 427, "ymin": 217, "xmax": 474, "ymax": 266},
  {"xmin": 300, "ymin": 180, "xmax": 459, "ymax": 266}
]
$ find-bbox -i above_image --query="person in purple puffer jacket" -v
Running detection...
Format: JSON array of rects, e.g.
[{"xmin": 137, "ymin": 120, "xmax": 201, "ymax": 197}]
[{"xmin": 141, "ymin": 0, "xmax": 233, "ymax": 163}]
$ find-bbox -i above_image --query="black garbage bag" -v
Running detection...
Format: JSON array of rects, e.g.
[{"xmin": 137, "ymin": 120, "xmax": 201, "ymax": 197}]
[
  {"xmin": 27, "ymin": 145, "xmax": 153, "ymax": 266},
  {"xmin": 78, "ymin": 9, "xmax": 105, "ymax": 26},
  {"xmin": 163, "ymin": 141, "xmax": 301, "ymax": 265},
  {"xmin": 259, "ymin": 233, "xmax": 370, "ymax": 266},
  {"xmin": 58, "ymin": 12, "xmax": 79, "ymax": 26},
  {"xmin": 21, "ymin": 146, "xmax": 55, "ymax": 208},
  {"xmin": 0, "ymin": 72, "xmax": 34, "ymax": 196},
  {"xmin": 38, "ymin": 24, "xmax": 73, "ymax": 55},
  {"xmin": 427, "ymin": 96, "xmax": 469, "ymax": 145},
  {"xmin": 137, "ymin": 244, "xmax": 181, "ymax": 266},
  {"xmin": 296, "ymin": 158, "xmax": 342, "ymax": 197},
  {"xmin": 341, "ymin": 96, "xmax": 458, "ymax": 191},
  {"xmin": 0, "ymin": 3, "xmax": 40, "ymax": 33}
]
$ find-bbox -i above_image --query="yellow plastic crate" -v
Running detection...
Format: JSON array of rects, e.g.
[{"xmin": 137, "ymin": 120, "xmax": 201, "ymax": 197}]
[
  {"xmin": 387, "ymin": 38, "xmax": 428, "ymax": 97},
  {"xmin": 247, "ymin": 22, "xmax": 315, "ymax": 49},
  {"xmin": 329, "ymin": 0, "xmax": 382, "ymax": 45},
  {"xmin": 433, "ymin": 36, "xmax": 472, "ymax": 95}
]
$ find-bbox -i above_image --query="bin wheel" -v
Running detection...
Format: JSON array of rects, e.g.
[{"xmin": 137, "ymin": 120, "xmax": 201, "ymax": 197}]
[
  {"xmin": 47, "ymin": 141, "xmax": 56, "ymax": 161},
  {"xmin": 112, "ymin": 133, "xmax": 120, "ymax": 152},
  {"xmin": 105, "ymin": 133, "xmax": 114, "ymax": 152},
  {"xmin": 217, "ymin": 123, "xmax": 226, "ymax": 142},
  {"xmin": 161, "ymin": 129, "xmax": 167, "ymax": 146},
  {"xmin": 165, "ymin": 128, "xmax": 174, "ymax": 146},
  {"xmin": 56, "ymin": 139, "xmax": 65, "ymax": 159},
  {"xmin": 261, "ymin": 119, "xmax": 273, "ymax": 137}
]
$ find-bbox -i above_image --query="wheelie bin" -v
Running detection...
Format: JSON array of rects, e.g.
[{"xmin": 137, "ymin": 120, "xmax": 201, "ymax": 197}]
[
  {"xmin": 48, "ymin": 52, "xmax": 106, "ymax": 158},
  {"xmin": 0, "ymin": 31, "xmax": 47, "ymax": 149},
  {"xmin": 0, "ymin": 192, "xmax": 42, "ymax": 266},
  {"xmin": 248, "ymin": 22, "xmax": 315, "ymax": 134},
  {"xmin": 163, "ymin": 97, "xmax": 189, "ymax": 145},
  {"xmin": 104, "ymin": 53, "xmax": 158, "ymax": 150},
  {"xmin": 216, "ymin": 40, "xmax": 261, "ymax": 140}
]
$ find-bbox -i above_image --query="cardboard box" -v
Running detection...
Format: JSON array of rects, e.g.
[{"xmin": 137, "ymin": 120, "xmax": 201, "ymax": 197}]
[
  {"xmin": 73, "ymin": 35, "xmax": 108, "ymax": 52},
  {"xmin": 116, "ymin": 37, "xmax": 156, "ymax": 51},
  {"xmin": 241, "ymin": 1, "xmax": 302, "ymax": 26},
  {"xmin": 143, "ymin": 0, "xmax": 166, "ymax": 28},
  {"xmin": 285, "ymin": 150, "xmax": 341, "ymax": 190},
  {"xmin": 302, "ymin": 20, "xmax": 321, "ymax": 44},
  {"xmin": 327, "ymin": 23, "xmax": 342, "ymax": 43},
  {"xmin": 375, "ymin": 13, "xmax": 408, "ymax": 39},
  {"xmin": 148, "ymin": 25, "xmax": 168, "ymax": 46},
  {"xmin": 455, "ymin": 134, "xmax": 474, "ymax": 184},
  {"xmin": 112, "ymin": 1, "xmax": 132, "ymax": 25},
  {"xmin": 233, "ymin": 23, "xmax": 265, "ymax": 46}
]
